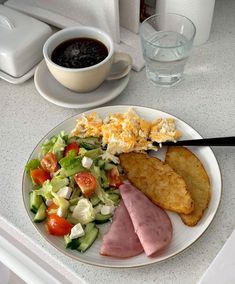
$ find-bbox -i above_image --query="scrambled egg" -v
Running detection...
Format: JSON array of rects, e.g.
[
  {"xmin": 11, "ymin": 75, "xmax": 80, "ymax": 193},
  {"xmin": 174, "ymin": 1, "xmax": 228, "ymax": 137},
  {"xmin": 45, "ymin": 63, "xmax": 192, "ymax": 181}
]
[
  {"xmin": 150, "ymin": 118, "xmax": 181, "ymax": 143},
  {"xmin": 72, "ymin": 108, "xmax": 181, "ymax": 155},
  {"xmin": 71, "ymin": 112, "xmax": 103, "ymax": 138}
]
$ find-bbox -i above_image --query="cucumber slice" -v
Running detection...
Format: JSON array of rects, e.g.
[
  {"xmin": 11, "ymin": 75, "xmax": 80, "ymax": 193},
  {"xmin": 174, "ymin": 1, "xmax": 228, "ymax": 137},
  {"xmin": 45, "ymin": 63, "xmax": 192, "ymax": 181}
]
[
  {"xmin": 69, "ymin": 197, "xmax": 79, "ymax": 206},
  {"xmin": 64, "ymin": 235, "xmax": 80, "ymax": 249},
  {"xmin": 29, "ymin": 191, "xmax": 43, "ymax": 214},
  {"xmin": 97, "ymin": 159, "xmax": 105, "ymax": 168},
  {"xmin": 84, "ymin": 148, "xmax": 103, "ymax": 159},
  {"xmin": 84, "ymin": 222, "xmax": 96, "ymax": 233},
  {"xmin": 104, "ymin": 162, "xmax": 115, "ymax": 171},
  {"xmin": 79, "ymin": 141, "xmax": 97, "ymax": 150},
  {"xmin": 107, "ymin": 193, "xmax": 120, "ymax": 205},
  {"xmin": 106, "ymin": 188, "xmax": 120, "ymax": 195},
  {"xmin": 95, "ymin": 213, "xmax": 112, "ymax": 224},
  {"xmin": 90, "ymin": 193, "xmax": 100, "ymax": 206},
  {"xmin": 97, "ymin": 169, "xmax": 109, "ymax": 189},
  {"xmin": 33, "ymin": 202, "xmax": 46, "ymax": 222},
  {"xmin": 93, "ymin": 166, "xmax": 101, "ymax": 177},
  {"xmin": 77, "ymin": 225, "xmax": 99, "ymax": 252},
  {"xmin": 77, "ymin": 137, "xmax": 101, "ymax": 150}
]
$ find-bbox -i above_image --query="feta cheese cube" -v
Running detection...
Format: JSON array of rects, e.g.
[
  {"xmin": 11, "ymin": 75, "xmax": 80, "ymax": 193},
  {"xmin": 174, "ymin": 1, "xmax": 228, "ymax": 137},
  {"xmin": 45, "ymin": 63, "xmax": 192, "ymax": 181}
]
[
  {"xmin": 82, "ymin": 156, "xmax": 93, "ymax": 169},
  {"xmin": 101, "ymin": 205, "xmax": 115, "ymax": 215},
  {"xmin": 70, "ymin": 223, "xmax": 85, "ymax": 239},
  {"xmin": 57, "ymin": 186, "xmax": 72, "ymax": 200}
]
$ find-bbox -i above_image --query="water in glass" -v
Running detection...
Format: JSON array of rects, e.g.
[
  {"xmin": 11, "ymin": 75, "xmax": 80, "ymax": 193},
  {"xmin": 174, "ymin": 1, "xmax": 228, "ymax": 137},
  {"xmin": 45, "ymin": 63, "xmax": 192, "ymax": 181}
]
[{"xmin": 143, "ymin": 31, "xmax": 191, "ymax": 86}]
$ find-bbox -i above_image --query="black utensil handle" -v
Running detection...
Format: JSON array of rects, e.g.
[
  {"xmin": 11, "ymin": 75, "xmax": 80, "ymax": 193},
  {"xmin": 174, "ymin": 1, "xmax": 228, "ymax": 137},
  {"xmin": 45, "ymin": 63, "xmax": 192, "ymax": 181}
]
[{"xmin": 157, "ymin": 136, "xmax": 235, "ymax": 146}]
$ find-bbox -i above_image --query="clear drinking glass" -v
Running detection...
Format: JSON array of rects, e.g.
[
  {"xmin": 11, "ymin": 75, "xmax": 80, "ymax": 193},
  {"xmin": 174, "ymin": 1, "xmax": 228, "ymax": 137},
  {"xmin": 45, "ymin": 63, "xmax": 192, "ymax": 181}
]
[{"xmin": 140, "ymin": 13, "xmax": 196, "ymax": 87}]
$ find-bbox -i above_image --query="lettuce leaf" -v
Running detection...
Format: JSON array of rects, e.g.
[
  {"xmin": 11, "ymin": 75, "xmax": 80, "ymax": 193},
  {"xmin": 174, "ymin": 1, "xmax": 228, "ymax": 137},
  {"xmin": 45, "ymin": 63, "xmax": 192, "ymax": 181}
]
[
  {"xmin": 25, "ymin": 159, "xmax": 40, "ymax": 174},
  {"xmin": 90, "ymin": 166, "xmax": 113, "ymax": 205},
  {"xmin": 72, "ymin": 199, "xmax": 95, "ymax": 224},
  {"xmin": 59, "ymin": 152, "xmax": 84, "ymax": 176},
  {"xmin": 51, "ymin": 192, "xmax": 70, "ymax": 217},
  {"xmin": 41, "ymin": 131, "xmax": 67, "ymax": 161}
]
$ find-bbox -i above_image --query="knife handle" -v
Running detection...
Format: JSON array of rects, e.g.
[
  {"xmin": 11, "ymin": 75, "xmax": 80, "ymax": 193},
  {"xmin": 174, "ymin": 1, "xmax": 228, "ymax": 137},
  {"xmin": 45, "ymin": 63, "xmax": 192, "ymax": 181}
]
[{"xmin": 159, "ymin": 136, "xmax": 235, "ymax": 146}]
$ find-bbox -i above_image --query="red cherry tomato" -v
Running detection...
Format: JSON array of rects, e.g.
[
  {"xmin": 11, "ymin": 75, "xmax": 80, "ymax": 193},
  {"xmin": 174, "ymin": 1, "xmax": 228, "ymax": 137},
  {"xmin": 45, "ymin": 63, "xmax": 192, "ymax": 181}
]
[
  {"xmin": 107, "ymin": 167, "xmax": 122, "ymax": 188},
  {"xmin": 64, "ymin": 142, "xmax": 80, "ymax": 156},
  {"xmin": 40, "ymin": 152, "xmax": 58, "ymax": 173},
  {"xmin": 74, "ymin": 171, "xmax": 96, "ymax": 197},
  {"xmin": 30, "ymin": 168, "xmax": 51, "ymax": 185},
  {"xmin": 46, "ymin": 214, "xmax": 73, "ymax": 236}
]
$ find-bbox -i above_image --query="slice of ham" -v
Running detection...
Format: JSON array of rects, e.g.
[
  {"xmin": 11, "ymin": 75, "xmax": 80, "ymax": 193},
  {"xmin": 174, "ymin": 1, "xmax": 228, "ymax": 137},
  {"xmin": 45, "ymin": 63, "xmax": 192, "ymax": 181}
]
[
  {"xmin": 119, "ymin": 183, "xmax": 173, "ymax": 256},
  {"xmin": 100, "ymin": 200, "xmax": 143, "ymax": 258}
]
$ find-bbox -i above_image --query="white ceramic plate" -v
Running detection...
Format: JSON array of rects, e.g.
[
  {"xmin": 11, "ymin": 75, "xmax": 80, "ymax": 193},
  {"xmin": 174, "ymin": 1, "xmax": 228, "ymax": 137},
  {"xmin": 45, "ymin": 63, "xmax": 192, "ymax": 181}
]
[
  {"xmin": 34, "ymin": 60, "xmax": 130, "ymax": 109},
  {"xmin": 22, "ymin": 105, "xmax": 222, "ymax": 268}
]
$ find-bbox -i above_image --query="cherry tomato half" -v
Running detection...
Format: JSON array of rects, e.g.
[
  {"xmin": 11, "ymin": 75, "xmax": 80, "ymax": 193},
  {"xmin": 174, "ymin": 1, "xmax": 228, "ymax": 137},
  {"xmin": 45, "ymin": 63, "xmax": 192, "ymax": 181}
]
[
  {"xmin": 107, "ymin": 167, "xmax": 122, "ymax": 188},
  {"xmin": 64, "ymin": 142, "xmax": 80, "ymax": 156},
  {"xmin": 46, "ymin": 214, "xmax": 73, "ymax": 236},
  {"xmin": 30, "ymin": 168, "xmax": 51, "ymax": 185},
  {"xmin": 74, "ymin": 171, "xmax": 96, "ymax": 197},
  {"xmin": 40, "ymin": 152, "xmax": 58, "ymax": 173}
]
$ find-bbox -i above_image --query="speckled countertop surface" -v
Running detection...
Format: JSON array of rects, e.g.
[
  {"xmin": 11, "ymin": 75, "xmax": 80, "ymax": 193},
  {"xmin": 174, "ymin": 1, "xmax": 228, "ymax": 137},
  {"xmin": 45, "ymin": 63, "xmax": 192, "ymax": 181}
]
[{"xmin": 1, "ymin": 0, "xmax": 235, "ymax": 283}]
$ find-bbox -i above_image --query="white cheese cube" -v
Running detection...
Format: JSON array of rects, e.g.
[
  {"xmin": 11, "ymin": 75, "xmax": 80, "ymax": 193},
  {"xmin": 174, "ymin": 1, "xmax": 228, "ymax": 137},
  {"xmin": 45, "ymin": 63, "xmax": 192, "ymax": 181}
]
[
  {"xmin": 70, "ymin": 223, "xmax": 85, "ymax": 239},
  {"xmin": 101, "ymin": 205, "xmax": 115, "ymax": 215},
  {"xmin": 57, "ymin": 186, "xmax": 72, "ymax": 200},
  {"xmin": 82, "ymin": 156, "xmax": 93, "ymax": 169}
]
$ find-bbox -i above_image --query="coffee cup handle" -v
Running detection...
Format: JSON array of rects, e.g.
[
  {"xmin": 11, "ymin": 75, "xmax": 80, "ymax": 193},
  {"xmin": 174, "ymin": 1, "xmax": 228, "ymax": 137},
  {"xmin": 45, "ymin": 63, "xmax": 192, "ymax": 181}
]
[{"xmin": 106, "ymin": 52, "xmax": 132, "ymax": 80}]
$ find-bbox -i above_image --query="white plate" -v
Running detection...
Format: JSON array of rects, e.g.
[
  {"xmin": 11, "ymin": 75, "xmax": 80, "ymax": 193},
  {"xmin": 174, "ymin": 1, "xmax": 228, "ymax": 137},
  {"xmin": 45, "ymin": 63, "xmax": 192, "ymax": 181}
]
[
  {"xmin": 34, "ymin": 60, "xmax": 130, "ymax": 109},
  {"xmin": 22, "ymin": 105, "xmax": 222, "ymax": 268}
]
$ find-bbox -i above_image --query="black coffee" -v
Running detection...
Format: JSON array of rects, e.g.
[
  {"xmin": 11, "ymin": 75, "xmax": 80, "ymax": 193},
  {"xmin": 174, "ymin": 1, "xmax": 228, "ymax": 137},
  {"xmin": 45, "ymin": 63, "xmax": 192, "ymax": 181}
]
[{"xmin": 51, "ymin": 37, "xmax": 108, "ymax": 69}]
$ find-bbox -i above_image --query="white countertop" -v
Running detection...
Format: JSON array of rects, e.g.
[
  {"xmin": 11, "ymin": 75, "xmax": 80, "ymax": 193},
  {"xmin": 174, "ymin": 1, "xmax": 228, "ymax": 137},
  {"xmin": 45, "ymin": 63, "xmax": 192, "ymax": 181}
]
[{"xmin": 1, "ymin": 0, "xmax": 235, "ymax": 283}]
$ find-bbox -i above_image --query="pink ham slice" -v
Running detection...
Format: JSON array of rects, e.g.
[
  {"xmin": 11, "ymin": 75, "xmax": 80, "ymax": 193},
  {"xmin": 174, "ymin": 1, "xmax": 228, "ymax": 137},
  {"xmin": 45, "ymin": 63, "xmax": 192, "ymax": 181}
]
[
  {"xmin": 100, "ymin": 200, "xmax": 143, "ymax": 258},
  {"xmin": 119, "ymin": 183, "xmax": 173, "ymax": 256}
]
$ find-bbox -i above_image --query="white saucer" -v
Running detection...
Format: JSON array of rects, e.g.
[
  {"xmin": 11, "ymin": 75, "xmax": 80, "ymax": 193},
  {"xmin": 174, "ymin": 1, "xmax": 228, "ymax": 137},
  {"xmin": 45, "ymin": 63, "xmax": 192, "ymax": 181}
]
[{"xmin": 34, "ymin": 60, "xmax": 130, "ymax": 109}]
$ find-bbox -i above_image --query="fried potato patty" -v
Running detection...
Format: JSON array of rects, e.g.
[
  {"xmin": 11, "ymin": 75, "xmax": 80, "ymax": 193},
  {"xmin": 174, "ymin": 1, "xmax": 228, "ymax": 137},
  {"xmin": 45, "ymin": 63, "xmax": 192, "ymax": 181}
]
[
  {"xmin": 119, "ymin": 152, "xmax": 194, "ymax": 214},
  {"xmin": 165, "ymin": 146, "xmax": 211, "ymax": 226}
]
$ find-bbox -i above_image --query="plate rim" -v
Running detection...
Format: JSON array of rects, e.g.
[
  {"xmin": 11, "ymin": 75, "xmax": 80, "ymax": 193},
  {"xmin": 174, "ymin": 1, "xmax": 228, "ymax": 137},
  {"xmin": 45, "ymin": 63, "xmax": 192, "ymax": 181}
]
[
  {"xmin": 22, "ymin": 105, "xmax": 222, "ymax": 268},
  {"xmin": 34, "ymin": 60, "xmax": 130, "ymax": 109}
]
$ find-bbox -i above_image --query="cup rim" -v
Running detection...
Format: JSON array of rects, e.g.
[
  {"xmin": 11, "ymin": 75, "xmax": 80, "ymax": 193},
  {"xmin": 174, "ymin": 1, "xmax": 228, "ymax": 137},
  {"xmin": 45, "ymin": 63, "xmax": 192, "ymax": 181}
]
[
  {"xmin": 43, "ymin": 26, "xmax": 114, "ymax": 72},
  {"xmin": 140, "ymin": 13, "xmax": 196, "ymax": 48}
]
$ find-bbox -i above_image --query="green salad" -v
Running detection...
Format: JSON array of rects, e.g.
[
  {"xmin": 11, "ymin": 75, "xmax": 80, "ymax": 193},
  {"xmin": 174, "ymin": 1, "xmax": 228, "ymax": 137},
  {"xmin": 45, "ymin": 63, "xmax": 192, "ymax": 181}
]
[{"xmin": 25, "ymin": 132, "xmax": 122, "ymax": 252}]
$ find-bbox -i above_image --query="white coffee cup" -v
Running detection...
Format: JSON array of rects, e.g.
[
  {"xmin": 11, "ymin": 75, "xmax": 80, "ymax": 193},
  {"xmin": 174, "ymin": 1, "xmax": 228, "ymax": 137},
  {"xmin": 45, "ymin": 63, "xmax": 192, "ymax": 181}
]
[{"xmin": 43, "ymin": 26, "xmax": 132, "ymax": 92}]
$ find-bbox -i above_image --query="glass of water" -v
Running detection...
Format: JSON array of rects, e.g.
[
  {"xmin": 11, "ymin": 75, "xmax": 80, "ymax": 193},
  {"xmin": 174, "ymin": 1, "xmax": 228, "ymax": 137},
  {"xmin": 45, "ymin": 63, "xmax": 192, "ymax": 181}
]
[{"xmin": 140, "ymin": 13, "xmax": 196, "ymax": 87}]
